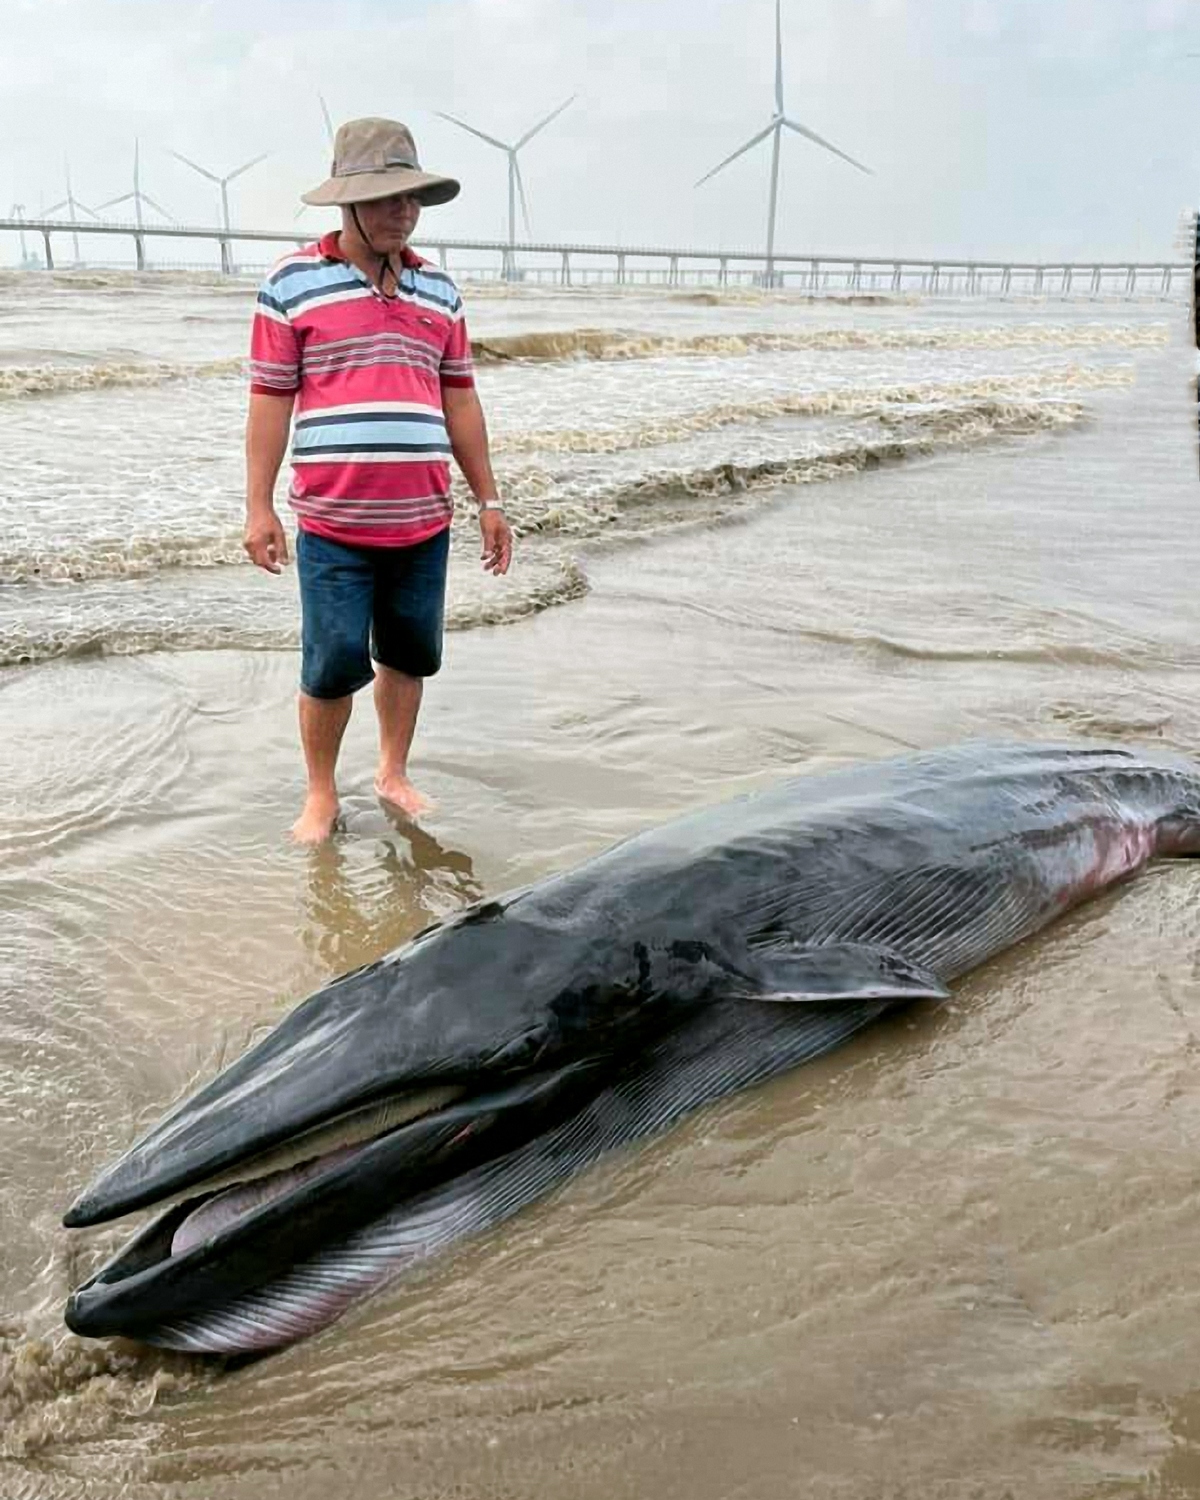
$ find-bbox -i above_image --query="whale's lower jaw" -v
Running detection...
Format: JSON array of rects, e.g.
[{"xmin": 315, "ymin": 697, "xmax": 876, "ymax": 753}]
[{"xmin": 76, "ymin": 999, "xmax": 887, "ymax": 1355}]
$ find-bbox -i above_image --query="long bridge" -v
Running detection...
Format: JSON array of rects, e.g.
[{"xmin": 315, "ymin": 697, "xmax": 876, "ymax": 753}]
[{"xmin": 0, "ymin": 214, "xmax": 1186, "ymax": 298}]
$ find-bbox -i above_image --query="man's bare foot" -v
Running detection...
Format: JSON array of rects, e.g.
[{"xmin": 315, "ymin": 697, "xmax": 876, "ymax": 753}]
[
  {"xmin": 374, "ymin": 772, "xmax": 435, "ymax": 820},
  {"xmin": 291, "ymin": 792, "xmax": 342, "ymax": 845}
]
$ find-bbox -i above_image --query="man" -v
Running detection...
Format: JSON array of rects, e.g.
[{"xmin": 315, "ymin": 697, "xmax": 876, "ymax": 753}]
[{"xmin": 244, "ymin": 117, "xmax": 512, "ymax": 843}]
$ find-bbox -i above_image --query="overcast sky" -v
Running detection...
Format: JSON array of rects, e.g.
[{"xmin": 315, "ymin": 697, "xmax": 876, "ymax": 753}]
[{"xmin": 2, "ymin": 0, "xmax": 1197, "ymax": 267}]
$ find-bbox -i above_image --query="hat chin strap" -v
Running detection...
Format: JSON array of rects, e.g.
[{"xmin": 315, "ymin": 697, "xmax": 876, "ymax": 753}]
[{"xmin": 349, "ymin": 203, "xmax": 401, "ymax": 296}]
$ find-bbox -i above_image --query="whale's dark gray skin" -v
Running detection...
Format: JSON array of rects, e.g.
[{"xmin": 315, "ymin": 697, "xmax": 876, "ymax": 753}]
[{"xmin": 62, "ymin": 742, "xmax": 1200, "ymax": 1354}]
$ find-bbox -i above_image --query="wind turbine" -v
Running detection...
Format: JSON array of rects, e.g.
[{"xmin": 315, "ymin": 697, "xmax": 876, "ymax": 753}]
[
  {"xmin": 168, "ymin": 147, "xmax": 268, "ymax": 272},
  {"xmin": 296, "ymin": 96, "xmax": 337, "ymax": 221},
  {"xmin": 97, "ymin": 140, "xmax": 174, "ymax": 228},
  {"xmin": 696, "ymin": 0, "xmax": 871, "ymax": 286},
  {"xmin": 43, "ymin": 160, "xmax": 101, "ymax": 265},
  {"xmin": 435, "ymin": 97, "xmax": 575, "ymax": 277}
]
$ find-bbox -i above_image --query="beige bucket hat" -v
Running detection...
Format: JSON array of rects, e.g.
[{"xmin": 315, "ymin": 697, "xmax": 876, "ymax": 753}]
[{"xmin": 302, "ymin": 118, "xmax": 460, "ymax": 207}]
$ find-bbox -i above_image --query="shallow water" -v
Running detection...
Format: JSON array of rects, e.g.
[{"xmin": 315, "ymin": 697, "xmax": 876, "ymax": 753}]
[{"xmin": 2, "ymin": 270, "xmax": 1200, "ymax": 1497}]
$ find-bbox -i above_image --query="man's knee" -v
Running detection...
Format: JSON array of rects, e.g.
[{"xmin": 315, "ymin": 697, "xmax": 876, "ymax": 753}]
[
  {"xmin": 374, "ymin": 630, "xmax": 442, "ymax": 680},
  {"xmin": 301, "ymin": 631, "xmax": 375, "ymax": 698}
]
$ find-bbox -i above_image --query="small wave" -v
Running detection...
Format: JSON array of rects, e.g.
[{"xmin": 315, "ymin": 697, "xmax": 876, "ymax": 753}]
[
  {"xmin": 0, "ymin": 533, "xmax": 247, "ymax": 585},
  {"xmin": 0, "ymin": 356, "xmax": 243, "ymax": 401},
  {"xmin": 0, "ymin": 267, "xmax": 249, "ymax": 294},
  {"xmin": 0, "ymin": 393, "xmax": 1098, "ymax": 671},
  {"xmin": 0, "ymin": 1319, "xmax": 204, "ymax": 1459},
  {"xmin": 472, "ymin": 323, "xmax": 1167, "ymax": 365},
  {"xmin": 497, "ymin": 396, "xmax": 1088, "ymax": 542},
  {"xmin": 0, "ymin": 381, "xmax": 1090, "ymax": 592},
  {"xmin": 493, "ymin": 367, "xmax": 1128, "ymax": 457},
  {"xmin": 779, "ymin": 624, "xmax": 1164, "ymax": 670},
  {"xmin": 0, "ymin": 556, "xmax": 590, "ymax": 669}
]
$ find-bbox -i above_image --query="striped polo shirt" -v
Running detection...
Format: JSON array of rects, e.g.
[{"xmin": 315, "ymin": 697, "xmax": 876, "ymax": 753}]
[{"xmin": 248, "ymin": 232, "xmax": 475, "ymax": 548}]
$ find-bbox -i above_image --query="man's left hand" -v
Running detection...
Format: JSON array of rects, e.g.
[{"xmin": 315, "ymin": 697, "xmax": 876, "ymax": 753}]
[{"xmin": 480, "ymin": 508, "xmax": 513, "ymax": 576}]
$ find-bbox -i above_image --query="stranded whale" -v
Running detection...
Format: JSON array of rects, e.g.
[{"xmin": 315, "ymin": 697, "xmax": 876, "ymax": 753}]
[{"xmin": 63, "ymin": 742, "xmax": 1200, "ymax": 1354}]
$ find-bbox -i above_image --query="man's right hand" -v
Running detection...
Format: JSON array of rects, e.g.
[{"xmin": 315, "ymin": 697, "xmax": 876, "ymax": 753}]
[{"xmin": 244, "ymin": 508, "xmax": 289, "ymax": 574}]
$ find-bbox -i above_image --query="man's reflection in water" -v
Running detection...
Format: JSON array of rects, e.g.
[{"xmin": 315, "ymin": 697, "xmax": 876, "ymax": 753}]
[{"xmin": 302, "ymin": 824, "xmax": 483, "ymax": 975}]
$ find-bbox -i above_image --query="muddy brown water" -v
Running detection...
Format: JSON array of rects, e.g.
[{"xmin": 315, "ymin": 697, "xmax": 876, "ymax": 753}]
[{"xmin": 2, "ymin": 275, "xmax": 1199, "ymax": 1496}]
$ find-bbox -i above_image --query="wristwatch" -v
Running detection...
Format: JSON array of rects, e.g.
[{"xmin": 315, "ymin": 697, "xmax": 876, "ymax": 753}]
[{"xmin": 477, "ymin": 500, "xmax": 506, "ymax": 513}]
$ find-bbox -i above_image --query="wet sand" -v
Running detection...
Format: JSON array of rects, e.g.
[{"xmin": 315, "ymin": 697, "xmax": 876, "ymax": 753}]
[{"xmin": 3, "ymin": 304, "xmax": 1200, "ymax": 1495}]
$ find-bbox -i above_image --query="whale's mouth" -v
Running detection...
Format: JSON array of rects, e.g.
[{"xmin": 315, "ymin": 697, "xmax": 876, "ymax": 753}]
[
  {"xmin": 64, "ymin": 1064, "xmax": 600, "ymax": 1341},
  {"xmin": 70, "ymin": 1085, "xmax": 467, "ymax": 1292},
  {"xmin": 162, "ymin": 1085, "xmax": 466, "ymax": 1259}
]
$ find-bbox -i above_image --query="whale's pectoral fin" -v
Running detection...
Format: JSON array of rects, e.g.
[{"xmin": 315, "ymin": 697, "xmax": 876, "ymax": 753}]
[{"xmin": 736, "ymin": 942, "xmax": 950, "ymax": 1003}]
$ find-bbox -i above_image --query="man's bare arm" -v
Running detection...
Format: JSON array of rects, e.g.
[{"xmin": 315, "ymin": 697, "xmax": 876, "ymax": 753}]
[
  {"xmin": 443, "ymin": 384, "xmax": 512, "ymax": 576},
  {"xmin": 244, "ymin": 391, "xmax": 296, "ymax": 573}
]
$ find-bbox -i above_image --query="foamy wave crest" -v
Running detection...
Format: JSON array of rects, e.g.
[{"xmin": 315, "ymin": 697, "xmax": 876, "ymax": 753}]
[
  {"xmin": 472, "ymin": 324, "xmax": 1166, "ymax": 364},
  {"xmin": 0, "ymin": 1319, "xmax": 204, "ymax": 1459},
  {"xmin": 0, "ymin": 533, "xmax": 247, "ymax": 584},
  {"xmin": 493, "ymin": 367, "xmax": 1128, "ymax": 457},
  {"xmin": 0, "ymin": 356, "xmax": 243, "ymax": 401}
]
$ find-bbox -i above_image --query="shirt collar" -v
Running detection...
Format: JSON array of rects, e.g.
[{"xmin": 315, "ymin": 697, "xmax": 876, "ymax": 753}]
[{"xmin": 318, "ymin": 231, "xmax": 423, "ymax": 270}]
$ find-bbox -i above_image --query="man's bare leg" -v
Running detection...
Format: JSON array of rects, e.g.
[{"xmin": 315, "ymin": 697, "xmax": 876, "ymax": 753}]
[
  {"xmin": 292, "ymin": 692, "xmax": 353, "ymax": 844},
  {"xmin": 374, "ymin": 663, "xmax": 433, "ymax": 818}
]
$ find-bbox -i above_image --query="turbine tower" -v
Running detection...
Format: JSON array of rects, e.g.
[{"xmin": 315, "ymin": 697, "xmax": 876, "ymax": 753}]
[
  {"xmin": 297, "ymin": 96, "xmax": 337, "ymax": 221},
  {"xmin": 435, "ymin": 97, "xmax": 575, "ymax": 278},
  {"xmin": 43, "ymin": 160, "xmax": 101, "ymax": 266},
  {"xmin": 97, "ymin": 141, "xmax": 174, "ymax": 229},
  {"xmin": 696, "ymin": 0, "xmax": 870, "ymax": 286},
  {"xmin": 169, "ymin": 148, "xmax": 268, "ymax": 273}
]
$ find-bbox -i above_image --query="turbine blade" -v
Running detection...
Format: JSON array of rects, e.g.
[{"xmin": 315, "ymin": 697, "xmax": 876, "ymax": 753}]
[
  {"xmin": 96, "ymin": 191, "xmax": 133, "ymax": 211},
  {"xmin": 76, "ymin": 200, "xmax": 104, "ymax": 221},
  {"xmin": 695, "ymin": 121, "xmax": 776, "ymax": 187},
  {"xmin": 782, "ymin": 117, "xmax": 872, "ymax": 173},
  {"xmin": 42, "ymin": 199, "xmax": 67, "ymax": 215},
  {"xmin": 140, "ymin": 194, "xmax": 175, "ymax": 222},
  {"xmin": 225, "ymin": 152, "xmax": 269, "ymax": 184},
  {"xmin": 514, "ymin": 159, "xmax": 533, "ymax": 237},
  {"xmin": 169, "ymin": 150, "xmax": 221, "ymax": 185},
  {"xmin": 319, "ymin": 93, "xmax": 336, "ymax": 146},
  {"xmin": 435, "ymin": 111, "xmax": 510, "ymax": 152},
  {"xmin": 775, "ymin": 0, "xmax": 784, "ymax": 114},
  {"xmin": 514, "ymin": 95, "xmax": 576, "ymax": 150}
]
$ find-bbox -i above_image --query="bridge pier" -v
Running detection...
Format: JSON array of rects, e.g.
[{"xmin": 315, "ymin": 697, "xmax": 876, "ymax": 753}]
[
  {"xmin": 718, "ymin": 256, "xmax": 727, "ymax": 288},
  {"xmin": 41, "ymin": 231, "xmax": 53, "ymax": 270},
  {"xmin": 668, "ymin": 254, "xmax": 679, "ymax": 287},
  {"xmin": 1091, "ymin": 265, "xmax": 1101, "ymax": 296},
  {"xmin": 560, "ymin": 250, "xmax": 571, "ymax": 286},
  {"xmin": 616, "ymin": 251, "xmax": 626, "ymax": 286},
  {"xmin": 218, "ymin": 236, "xmax": 233, "ymax": 275},
  {"xmin": 891, "ymin": 262, "xmax": 902, "ymax": 293},
  {"xmin": 133, "ymin": 233, "xmax": 146, "ymax": 272},
  {"xmin": 1125, "ymin": 265, "xmax": 1137, "ymax": 296},
  {"xmin": 1162, "ymin": 264, "xmax": 1173, "ymax": 296},
  {"xmin": 809, "ymin": 258, "xmax": 819, "ymax": 293}
]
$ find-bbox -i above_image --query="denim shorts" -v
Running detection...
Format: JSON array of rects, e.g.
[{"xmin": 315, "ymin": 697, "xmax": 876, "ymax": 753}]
[{"xmin": 296, "ymin": 526, "xmax": 450, "ymax": 699}]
